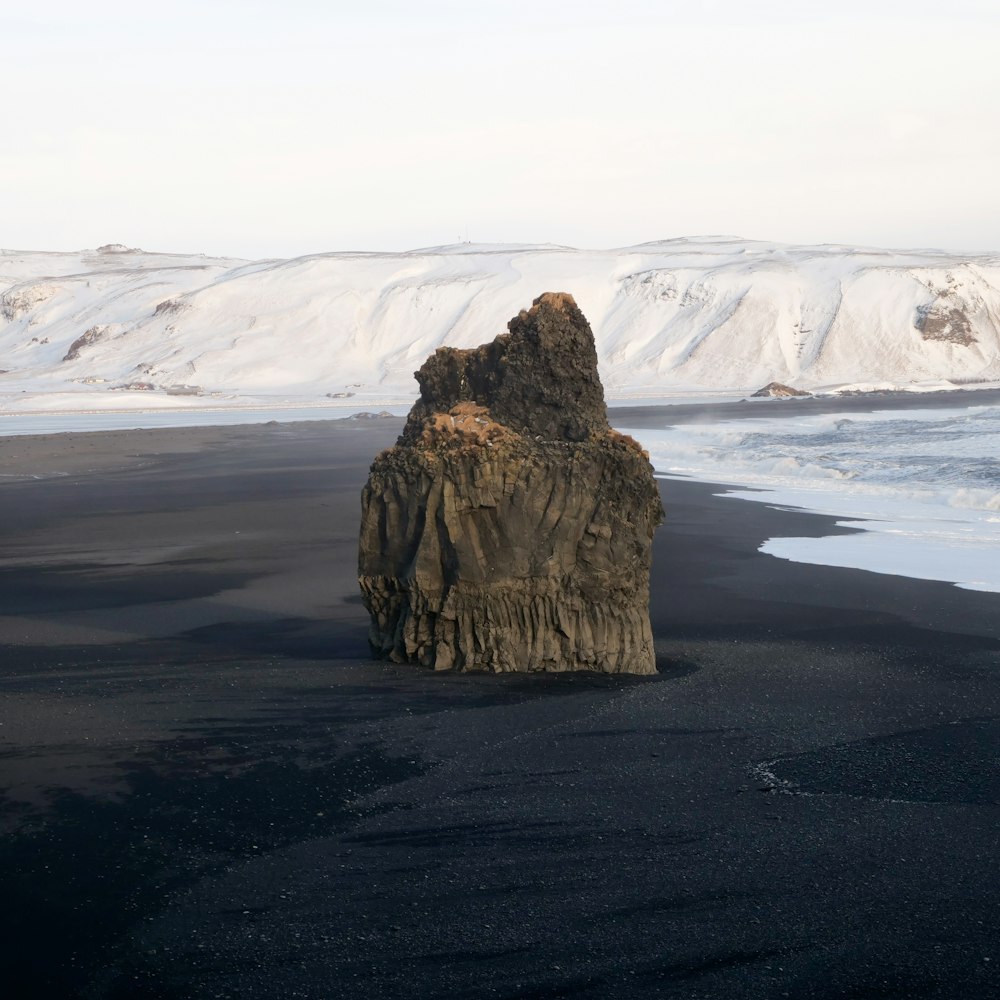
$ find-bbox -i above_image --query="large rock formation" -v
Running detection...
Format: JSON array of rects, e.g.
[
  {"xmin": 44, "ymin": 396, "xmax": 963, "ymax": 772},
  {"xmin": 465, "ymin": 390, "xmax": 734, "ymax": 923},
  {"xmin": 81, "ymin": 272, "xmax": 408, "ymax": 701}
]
[{"xmin": 358, "ymin": 293, "xmax": 664, "ymax": 674}]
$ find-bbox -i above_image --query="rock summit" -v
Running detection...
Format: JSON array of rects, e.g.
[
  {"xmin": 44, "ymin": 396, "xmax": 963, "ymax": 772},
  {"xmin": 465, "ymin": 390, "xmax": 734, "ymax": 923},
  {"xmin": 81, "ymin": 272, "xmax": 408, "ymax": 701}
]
[{"xmin": 358, "ymin": 292, "xmax": 663, "ymax": 674}]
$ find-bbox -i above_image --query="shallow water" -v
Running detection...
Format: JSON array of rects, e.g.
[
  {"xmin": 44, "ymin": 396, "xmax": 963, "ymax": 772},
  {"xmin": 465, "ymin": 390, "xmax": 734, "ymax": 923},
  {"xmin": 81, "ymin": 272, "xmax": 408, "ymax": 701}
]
[{"xmin": 623, "ymin": 403, "xmax": 1000, "ymax": 593}]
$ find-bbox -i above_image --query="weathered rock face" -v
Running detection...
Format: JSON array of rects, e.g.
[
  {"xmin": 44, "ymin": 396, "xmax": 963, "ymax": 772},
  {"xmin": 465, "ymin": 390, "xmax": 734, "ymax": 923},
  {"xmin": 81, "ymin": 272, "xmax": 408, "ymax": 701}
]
[{"xmin": 358, "ymin": 292, "xmax": 664, "ymax": 674}]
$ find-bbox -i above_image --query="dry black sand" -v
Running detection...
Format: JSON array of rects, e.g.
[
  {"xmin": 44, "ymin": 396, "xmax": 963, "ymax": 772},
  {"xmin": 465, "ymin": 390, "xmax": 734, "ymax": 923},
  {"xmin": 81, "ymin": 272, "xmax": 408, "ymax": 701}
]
[{"xmin": 1, "ymin": 410, "xmax": 999, "ymax": 1000}]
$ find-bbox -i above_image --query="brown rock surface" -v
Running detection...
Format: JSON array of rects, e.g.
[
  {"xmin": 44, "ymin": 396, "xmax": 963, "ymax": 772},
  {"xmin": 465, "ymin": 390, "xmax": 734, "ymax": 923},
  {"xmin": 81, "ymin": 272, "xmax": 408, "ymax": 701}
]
[
  {"xmin": 751, "ymin": 381, "xmax": 810, "ymax": 398},
  {"xmin": 358, "ymin": 292, "xmax": 663, "ymax": 674},
  {"xmin": 916, "ymin": 303, "xmax": 977, "ymax": 346}
]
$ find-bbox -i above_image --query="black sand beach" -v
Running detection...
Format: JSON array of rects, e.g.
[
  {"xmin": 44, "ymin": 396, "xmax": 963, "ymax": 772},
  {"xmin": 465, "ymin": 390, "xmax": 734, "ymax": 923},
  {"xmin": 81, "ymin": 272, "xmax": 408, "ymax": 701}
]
[{"xmin": 1, "ymin": 411, "xmax": 999, "ymax": 999}]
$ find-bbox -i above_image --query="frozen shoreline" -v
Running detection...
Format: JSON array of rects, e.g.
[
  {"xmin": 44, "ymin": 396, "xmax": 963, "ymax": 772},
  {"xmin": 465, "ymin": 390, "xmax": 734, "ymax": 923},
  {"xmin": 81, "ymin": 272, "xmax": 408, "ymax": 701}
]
[
  {"xmin": 3, "ymin": 383, "xmax": 998, "ymax": 437},
  {"xmin": 0, "ymin": 400, "xmax": 414, "ymax": 436}
]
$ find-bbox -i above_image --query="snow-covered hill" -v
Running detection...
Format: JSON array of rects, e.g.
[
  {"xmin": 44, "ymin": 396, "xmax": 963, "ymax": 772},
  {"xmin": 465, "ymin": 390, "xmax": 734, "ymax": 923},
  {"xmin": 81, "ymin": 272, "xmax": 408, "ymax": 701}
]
[{"xmin": 3, "ymin": 237, "xmax": 1000, "ymax": 413}]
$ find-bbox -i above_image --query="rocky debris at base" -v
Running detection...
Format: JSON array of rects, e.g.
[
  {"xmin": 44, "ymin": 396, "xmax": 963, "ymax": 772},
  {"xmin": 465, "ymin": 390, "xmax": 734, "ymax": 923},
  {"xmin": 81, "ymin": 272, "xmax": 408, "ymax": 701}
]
[{"xmin": 358, "ymin": 292, "xmax": 663, "ymax": 675}]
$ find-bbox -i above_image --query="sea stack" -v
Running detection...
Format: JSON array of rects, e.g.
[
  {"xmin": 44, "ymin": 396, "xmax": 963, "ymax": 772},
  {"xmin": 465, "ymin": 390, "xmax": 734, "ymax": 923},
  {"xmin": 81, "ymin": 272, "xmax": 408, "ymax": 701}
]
[{"xmin": 358, "ymin": 293, "xmax": 664, "ymax": 674}]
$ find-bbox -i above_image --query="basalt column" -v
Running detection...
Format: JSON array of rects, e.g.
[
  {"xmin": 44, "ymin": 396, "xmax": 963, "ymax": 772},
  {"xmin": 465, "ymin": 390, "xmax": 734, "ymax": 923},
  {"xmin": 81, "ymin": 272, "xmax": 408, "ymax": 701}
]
[{"xmin": 358, "ymin": 292, "xmax": 663, "ymax": 674}]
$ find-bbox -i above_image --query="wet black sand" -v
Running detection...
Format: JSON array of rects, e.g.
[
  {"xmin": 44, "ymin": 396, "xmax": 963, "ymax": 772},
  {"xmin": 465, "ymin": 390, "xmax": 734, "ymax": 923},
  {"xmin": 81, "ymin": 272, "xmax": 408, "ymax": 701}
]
[{"xmin": 1, "ymin": 413, "xmax": 999, "ymax": 999}]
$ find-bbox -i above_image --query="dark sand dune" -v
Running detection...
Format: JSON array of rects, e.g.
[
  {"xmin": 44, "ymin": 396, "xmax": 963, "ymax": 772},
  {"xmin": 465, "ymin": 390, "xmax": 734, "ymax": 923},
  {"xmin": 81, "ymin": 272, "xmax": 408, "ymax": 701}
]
[{"xmin": 1, "ymin": 414, "xmax": 998, "ymax": 999}]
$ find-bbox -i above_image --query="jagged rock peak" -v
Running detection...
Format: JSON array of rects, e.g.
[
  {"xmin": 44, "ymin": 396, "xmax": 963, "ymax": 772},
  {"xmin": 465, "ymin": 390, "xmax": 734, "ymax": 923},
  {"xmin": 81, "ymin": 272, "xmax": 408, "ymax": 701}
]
[{"xmin": 402, "ymin": 291, "xmax": 608, "ymax": 444}]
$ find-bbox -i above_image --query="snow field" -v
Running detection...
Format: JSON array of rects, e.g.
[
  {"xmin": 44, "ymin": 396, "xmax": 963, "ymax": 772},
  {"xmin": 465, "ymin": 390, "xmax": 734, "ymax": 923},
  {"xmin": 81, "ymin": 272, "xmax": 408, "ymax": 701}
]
[{"xmin": 3, "ymin": 238, "xmax": 1000, "ymax": 412}]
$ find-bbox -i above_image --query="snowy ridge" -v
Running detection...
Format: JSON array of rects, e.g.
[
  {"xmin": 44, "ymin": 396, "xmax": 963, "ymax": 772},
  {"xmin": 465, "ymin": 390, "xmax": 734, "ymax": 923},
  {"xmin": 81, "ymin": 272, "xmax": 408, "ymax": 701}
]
[{"xmin": 2, "ymin": 238, "xmax": 1000, "ymax": 411}]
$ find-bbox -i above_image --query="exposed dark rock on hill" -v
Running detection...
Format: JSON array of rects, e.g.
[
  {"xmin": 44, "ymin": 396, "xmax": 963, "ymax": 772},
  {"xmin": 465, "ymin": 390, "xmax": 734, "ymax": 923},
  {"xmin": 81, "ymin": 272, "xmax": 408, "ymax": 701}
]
[
  {"xmin": 63, "ymin": 325, "xmax": 109, "ymax": 362},
  {"xmin": 752, "ymin": 381, "xmax": 810, "ymax": 398},
  {"xmin": 358, "ymin": 292, "xmax": 663, "ymax": 674},
  {"xmin": 916, "ymin": 303, "xmax": 976, "ymax": 346}
]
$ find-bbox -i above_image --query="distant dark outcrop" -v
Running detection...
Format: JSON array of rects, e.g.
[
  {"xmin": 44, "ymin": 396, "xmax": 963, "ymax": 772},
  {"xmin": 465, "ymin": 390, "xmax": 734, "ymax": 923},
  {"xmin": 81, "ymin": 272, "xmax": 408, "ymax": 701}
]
[
  {"xmin": 752, "ymin": 381, "xmax": 810, "ymax": 398},
  {"xmin": 62, "ymin": 326, "xmax": 109, "ymax": 362},
  {"xmin": 916, "ymin": 303, "xmax": 976, "ymax": 346},
  {"xmin": 358, "ymin": 292, "xmax": 663, "ymax": 674}
]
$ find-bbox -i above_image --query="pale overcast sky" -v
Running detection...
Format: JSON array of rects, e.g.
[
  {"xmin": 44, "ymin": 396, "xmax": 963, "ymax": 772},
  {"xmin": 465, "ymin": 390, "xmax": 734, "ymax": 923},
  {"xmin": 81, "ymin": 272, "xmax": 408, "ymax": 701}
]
[{"xmin": 3, "ymin": 0, "xmax": 999, "ymax": 258}]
